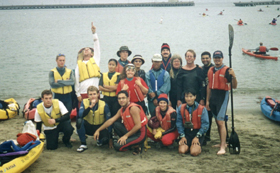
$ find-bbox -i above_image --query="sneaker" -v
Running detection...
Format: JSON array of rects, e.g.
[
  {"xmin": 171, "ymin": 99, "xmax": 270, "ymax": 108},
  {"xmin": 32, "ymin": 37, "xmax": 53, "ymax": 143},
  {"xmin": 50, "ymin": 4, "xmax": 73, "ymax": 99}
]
[
  {"xmin": 77, "ymin": 145, "xmax": 88, "ymax": 152},
  {"xmin": 64, "ymin": 142, "xmax": 73, "ymax": 148},
  {"xmin": 96, "ymin": 141, "xmax": 103, "ymax": 147}
]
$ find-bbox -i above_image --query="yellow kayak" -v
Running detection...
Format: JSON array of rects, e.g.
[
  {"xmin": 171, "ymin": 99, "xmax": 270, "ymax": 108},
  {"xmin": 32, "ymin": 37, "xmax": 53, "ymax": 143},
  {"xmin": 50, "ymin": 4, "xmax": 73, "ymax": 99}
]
[
  {"xmin": 0, "ymin": 134, "xmax": 45, "ymax": 172},
  {"xmin": 0, "ymin": 98, "xmax": 20, "ymax": 120}
]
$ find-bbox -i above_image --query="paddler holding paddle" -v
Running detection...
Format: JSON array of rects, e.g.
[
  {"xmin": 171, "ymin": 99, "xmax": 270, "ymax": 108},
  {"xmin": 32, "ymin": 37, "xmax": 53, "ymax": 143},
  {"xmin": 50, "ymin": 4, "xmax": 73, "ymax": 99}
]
[
  {"xmin": 206, "ymin": 50, "xmax": 238, "ymax": 155},
  {"xmin": 255, "ymin": 42, "xmax": 269, "ymax": 55}
]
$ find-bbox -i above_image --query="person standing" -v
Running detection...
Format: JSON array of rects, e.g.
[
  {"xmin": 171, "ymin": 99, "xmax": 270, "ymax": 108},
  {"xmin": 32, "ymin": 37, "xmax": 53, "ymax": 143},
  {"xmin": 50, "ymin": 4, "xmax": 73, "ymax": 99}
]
[
  {"xmin": 35, "ymin": 90, "xmax": 74, "ymax": 150},
  {"xmin": 115, "ymin": 46, "xmax": 132, "ymax": 73},
  {"xmin": 201, "ymin": 51, "xmax": 214, "ymax": 143},
  {"xmin": 160, "ymin": 43, "xmax": 172, "ymax": 72},
  {"xmin": 49, "ymin": 54, "xmax": 75, "ymax": 120},
  {"xmin": 94, "ymin": 91, "xmax": 147, "ymax": 154},
  {"xmin": 99, "ymin": 59, "xmax": 120, "ymax": 116},
  {"xmin": 169, "ymin": 54, "xmax": 182, "ymax": 109},
  {"xmin": 206, "ymin": 50, "xmax": 237, "ymax": 155},
  {"xmin": 177, "ymin": 89, "xmax": 209, "ymax": 156},
  {"xmin": 131, "ymin": 54, "xmax": 146, "ymax": 81},
  {"xmin": 76, "ymin": 86, "xmax": 112, "ymax": 152},
  {"xmin": 75, "ymin": 22, "xmax": 101, "ymax": 106},
  {"xmin": 177, "ymin": 49, "xmax": 205, "ymax": 107},
  {"xmin": 146, "ymin": 54, "xmax": 171, "ymax": 115}
]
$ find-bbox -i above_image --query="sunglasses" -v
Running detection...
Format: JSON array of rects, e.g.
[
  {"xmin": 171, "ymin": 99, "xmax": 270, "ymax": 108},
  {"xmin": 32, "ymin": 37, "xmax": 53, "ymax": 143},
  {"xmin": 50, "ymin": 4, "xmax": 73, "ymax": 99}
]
[{"xmin": 126, "ymin": 65, "xmax": 135, "ymax": 71}]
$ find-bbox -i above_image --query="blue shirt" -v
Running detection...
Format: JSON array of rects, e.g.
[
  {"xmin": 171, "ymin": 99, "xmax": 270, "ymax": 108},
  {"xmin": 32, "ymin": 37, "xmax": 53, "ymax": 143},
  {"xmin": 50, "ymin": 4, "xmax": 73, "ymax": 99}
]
[{"xmin": 176, "ymin": 102, "xmax": 209, "ymax": 136}]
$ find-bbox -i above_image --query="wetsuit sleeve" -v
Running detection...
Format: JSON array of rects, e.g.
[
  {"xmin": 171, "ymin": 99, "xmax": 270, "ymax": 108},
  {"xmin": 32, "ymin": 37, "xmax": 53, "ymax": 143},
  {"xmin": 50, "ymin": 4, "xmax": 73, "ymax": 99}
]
[
  {"xmin": 36, "ymin": 122, "xmax": 42, "ymax": 133},
  {"xmin": 56, "ymin": 70, "xmax": 75, "ymax": 86},
  {"xmin": 176, "ymin": 106, "xmax": 185, "ymax": 136},
  {"xmin": 55, "ymin": 113, "xmax": 70, "ymax": 123},
  {"xmin": 81, "ymin": 103, "xmax": 98, "ymax": 118},
  {"xmin": 49, "ymin": 71, "xmax": 62, "ymax": 89},
  {"xmin": 198, "ymin": 107, "xmax": 209, "ymax": 135},
  {"xmin": 225, "ymin": 68, "xmax": 232, "ymax": 83},
  {"xmin": 156, "ymin": 71, "xmax": 171, "ymax": 96},
  {"xmin": 104, "ymin": 104, "xmax": 112, "ymax": 137},
  {"xmin": 198, "ymin": 67, "xmax": 206, "ymax": 101},
  {"xmin": 162, "ymin": 111, "xmax": 177, "ymax": 135},
  {"xmin": 99, "ymin": 73, "xmax": 104, "ymax": 86},
  {"xmin": 176, "ymin": 70, "xmax": 183, "ymax": 101},
  {"xmin": 55, "ymin": 101, "xmax": 70, "ymax": 123}
]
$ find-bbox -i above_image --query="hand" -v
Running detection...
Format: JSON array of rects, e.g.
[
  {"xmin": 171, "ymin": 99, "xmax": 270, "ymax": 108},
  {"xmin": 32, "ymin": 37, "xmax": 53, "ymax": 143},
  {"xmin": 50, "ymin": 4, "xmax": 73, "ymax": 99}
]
[
  {"xmin": 177, "ymin": 100, "xmax": 182, "ymax": 107},
  {"xmin": 152, "ymin": 129, "xmax": 157, "ymax": 135},
  {"xmin": 78, "ymin": 96, "xmax": 82, "ymax": 102},
  {"xmin": 206, "ymin": 101, "xmax": 211, "ymax": 111},
  {"xmin": 109, "ymin": 139, "xmax": 113, "ymax": 149},
  {"xmin": 135, "ymin": 78, "xmax": 142, "ymax": 86},
  {"xmin": 55, "ymin": 79, "xmax": 58, "ymax": 83},
  {"xmin": 192, "ymin": 137, "xmax": 200, "ymax": 146},
  {"xmin": 122, "ymin": 84, "xmax": 129, "ymax": 91},
  {"xmin": 103, "ymin": 85, "xmax": 108, "ymax": 88},
  {"xmin": 89, "ymin": 99, "xmax": 97, "ymax": 108},
  {"xmin": 228, "ymin": 68, "xmax": 236, "ymax": 78},
  {"xmin": 48, "ymin": 119, "xmax": 56, "ymax": 125},
  {"xmin": 179, "ymin": 137, "xmax": 187, "ymax": 146},
  {"xmin": 199, "ymin": 100, "xmax": 205, "ymax": 106},
  {"xmin": 154, "ymin": 130, "xmax": 162, "ymax": 139},
  {"xmin": 91, "ymin": 22, "xmax": 96, "ymax": 34},
  {"xmin": 118, "ymin": 135, "xmax": 128, "ymax": 145},
  {"xmin": 93, "ymin": 130, "xmax": 100, "ymax": 141},
  {"xmin": 149, "ymin": 92, "xmax": 156, "ymax": 99},
  {"xmin": 153, "ymin": 99, "xmax": 158, "ymax": 106}
]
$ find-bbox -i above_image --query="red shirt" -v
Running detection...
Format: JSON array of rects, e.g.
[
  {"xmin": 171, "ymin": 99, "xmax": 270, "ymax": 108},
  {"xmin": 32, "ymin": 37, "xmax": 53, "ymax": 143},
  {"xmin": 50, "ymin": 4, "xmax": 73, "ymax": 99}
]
[{"xmin": 116, "ymin": 77, "xmax": 148, "ymax": 103}]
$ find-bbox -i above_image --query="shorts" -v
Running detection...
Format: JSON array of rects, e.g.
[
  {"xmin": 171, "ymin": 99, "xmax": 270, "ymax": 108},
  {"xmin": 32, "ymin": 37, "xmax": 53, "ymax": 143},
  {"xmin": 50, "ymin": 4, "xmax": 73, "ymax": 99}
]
[{"xmin": 209, "ymin": 90, "xmax": 229, "ymax": 121}]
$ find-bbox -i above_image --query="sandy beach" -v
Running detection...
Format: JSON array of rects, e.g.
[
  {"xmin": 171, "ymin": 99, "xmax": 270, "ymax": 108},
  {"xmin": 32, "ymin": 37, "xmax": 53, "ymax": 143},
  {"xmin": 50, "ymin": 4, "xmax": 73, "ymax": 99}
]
[{"xmin": 1, "ymin": 106, "xmax": 280, "ymax": 173}]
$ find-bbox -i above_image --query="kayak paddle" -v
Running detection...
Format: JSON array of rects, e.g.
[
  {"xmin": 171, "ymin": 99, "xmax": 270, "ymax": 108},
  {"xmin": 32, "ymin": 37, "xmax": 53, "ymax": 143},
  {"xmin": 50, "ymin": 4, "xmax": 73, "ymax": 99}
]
[{"xmin": 228, "ymin": 24, "xmax": 241, "ymax": 155}]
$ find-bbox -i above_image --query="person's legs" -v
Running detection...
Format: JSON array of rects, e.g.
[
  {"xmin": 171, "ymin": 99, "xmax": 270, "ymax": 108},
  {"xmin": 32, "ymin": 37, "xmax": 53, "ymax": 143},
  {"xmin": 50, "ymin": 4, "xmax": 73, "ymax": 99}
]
[
  {"xmin": 77, "ymin": 119, "xmax": 87, "ymax": 145},
  {"xmin": 44, "ymin": 128, "xmax": 59, "ymax": 150},
  {"xmin": 58, "ymin": 121, "xmax": 74, "ymax": 147},
  {"xmin": 161, "ymin": 130, "xmax": 179, "ymax": 146},
  {"xmin": 216, "ymin": 119, "xmax": 227, "ymax": 155},
  {"xmin": 205, "ymin": 110, "xmax": 213, "ymax": 141}
]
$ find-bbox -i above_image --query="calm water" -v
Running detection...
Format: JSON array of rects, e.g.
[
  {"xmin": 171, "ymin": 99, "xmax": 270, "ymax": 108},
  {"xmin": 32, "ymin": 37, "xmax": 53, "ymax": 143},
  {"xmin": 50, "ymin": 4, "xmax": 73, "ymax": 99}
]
[{"xmin": 0, "ymin": 3, "xmax": 280, "ymax": 109}]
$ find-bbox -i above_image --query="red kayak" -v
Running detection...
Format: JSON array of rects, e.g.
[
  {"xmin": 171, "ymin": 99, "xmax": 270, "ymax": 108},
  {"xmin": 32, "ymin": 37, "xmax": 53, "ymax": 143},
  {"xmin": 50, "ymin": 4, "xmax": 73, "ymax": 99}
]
[
  {"xmin": 242, "ymin": 48, "xmax": 278, "ymax": 61},
  {"xmin": 270, "ymin": 23, "xmax": 277, "ymax": 25},
  {"xmin": 237, "ymin": 23, "xmax": 243, "ymax": 26}
]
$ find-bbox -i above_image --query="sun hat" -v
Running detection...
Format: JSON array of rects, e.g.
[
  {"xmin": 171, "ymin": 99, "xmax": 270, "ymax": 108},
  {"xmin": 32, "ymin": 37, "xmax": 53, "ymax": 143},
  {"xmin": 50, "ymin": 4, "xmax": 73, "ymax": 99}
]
[
  {"xmin": 131, "ymin": 54, "xmax": 145, "ymax": 65},
  {"xmin": 117, "ymin": 46, "xmax": 132, "ymax": 57}
]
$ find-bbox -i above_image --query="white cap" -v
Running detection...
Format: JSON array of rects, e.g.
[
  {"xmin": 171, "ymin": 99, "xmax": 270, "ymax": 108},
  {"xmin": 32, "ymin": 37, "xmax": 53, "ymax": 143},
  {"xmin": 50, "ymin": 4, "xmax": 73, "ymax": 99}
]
[{"xmin": 152, "ymin": 54, "xmax": 162, "ymax": 62}]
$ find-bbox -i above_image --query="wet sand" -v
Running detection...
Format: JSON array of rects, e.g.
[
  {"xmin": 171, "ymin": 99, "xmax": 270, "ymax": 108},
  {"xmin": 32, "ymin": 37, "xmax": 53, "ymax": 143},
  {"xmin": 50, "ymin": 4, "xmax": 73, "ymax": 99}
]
[{"xmin": 1, "ymin": 107, "xmax": 280, "ymax": 173}]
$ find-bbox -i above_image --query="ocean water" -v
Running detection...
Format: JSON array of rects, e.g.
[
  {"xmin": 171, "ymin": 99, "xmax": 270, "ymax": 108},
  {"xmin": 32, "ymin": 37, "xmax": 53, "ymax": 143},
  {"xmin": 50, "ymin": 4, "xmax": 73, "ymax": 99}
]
[{"xmin": 0, "ymin": 3, "xmax": 279, "ymax": 109}]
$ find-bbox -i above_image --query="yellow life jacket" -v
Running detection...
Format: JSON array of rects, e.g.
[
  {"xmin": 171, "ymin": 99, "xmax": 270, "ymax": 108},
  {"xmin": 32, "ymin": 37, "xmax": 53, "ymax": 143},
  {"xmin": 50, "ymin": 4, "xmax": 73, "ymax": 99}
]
[
  {"xmin": 102, "ymin": 72, "xmax": 120, "ymax": 97},
  {"xmin": 37, "ymin": 99, "xmax": 61, "ymax": 127},
  {"xmin": 78, "ymin": 58, "xmax": 100, "ymax": 82},
  {"xmin": 51, "ymin": 68, "xmax": 73, "ymax": 94},
  {"xmin": 83, "ymin": 99, "xmax": 106, "ymax": 125}
]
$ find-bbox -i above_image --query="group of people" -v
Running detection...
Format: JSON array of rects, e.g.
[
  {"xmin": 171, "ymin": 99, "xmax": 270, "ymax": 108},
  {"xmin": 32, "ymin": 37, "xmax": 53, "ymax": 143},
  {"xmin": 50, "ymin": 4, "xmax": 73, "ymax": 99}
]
[{"xmin": 34, "ymin": 23, "xmax": 238, "ymax": 156}]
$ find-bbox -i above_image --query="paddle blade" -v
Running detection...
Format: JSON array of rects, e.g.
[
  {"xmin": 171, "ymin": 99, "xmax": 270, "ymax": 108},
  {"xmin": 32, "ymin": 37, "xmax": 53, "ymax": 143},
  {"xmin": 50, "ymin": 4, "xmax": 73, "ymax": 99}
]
[
  {"xmin": 228, "ymin": 24, "xmax": 234, "ymax": 50},
  {"xmin": 270, "ymin": 47, "xmax": 278, "ymax": 51},
  {"xmin": 228, "ymin": 130, "xmax": 240, "ymax": 154}
]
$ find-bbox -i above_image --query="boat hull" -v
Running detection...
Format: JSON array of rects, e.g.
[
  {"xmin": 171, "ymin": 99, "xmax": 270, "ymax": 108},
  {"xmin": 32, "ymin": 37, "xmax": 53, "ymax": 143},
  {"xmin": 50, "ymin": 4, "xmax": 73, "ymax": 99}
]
[
  {"xmin": 242, "ymin": 48, "xmax": 278, "ymax": 61},
  {"xmin": 260, "ymin": 97, "xmax": 280, "ymax": 122}
]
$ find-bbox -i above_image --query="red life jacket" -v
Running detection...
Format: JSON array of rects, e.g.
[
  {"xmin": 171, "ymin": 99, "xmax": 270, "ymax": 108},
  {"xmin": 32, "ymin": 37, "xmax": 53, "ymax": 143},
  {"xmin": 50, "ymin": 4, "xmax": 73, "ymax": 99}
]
[
  {"xmin": 119, "ymin": 77, "xmax": 145, "ymax": 102},
  {"xmin": 208, "ymin": 66, "xmax": 231, "ymax": 91},
  {"xmin": 155, "ymin": 106, "xmax": 176, "ymax": 131},
  {"xmin": 180, "ymin": 104, "xmax": 204, "ymax": 129},
  {"xmin": 259, "ymin": 46, "xmax": 267, "ymax": 52},
  {"xmin": 120, "ymin": 103, "xmax": 147, "ymax": 131},
  {"xmin": 115, "ymin": 60, "xmax": 131, "ymax": 73}
]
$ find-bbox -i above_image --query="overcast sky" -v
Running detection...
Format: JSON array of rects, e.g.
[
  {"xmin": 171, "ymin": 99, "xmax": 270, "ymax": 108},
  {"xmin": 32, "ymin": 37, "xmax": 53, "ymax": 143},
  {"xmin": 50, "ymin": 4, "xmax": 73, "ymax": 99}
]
[{"xmin": 0, "ymin": 0, "xmax": 272, "ymax": 6}]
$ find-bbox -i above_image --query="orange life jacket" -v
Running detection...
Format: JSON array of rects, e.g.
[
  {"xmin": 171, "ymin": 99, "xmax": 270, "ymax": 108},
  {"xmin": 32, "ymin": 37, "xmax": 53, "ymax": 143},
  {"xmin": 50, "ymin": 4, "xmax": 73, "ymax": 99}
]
[
  {"xmin": 115, "ymin": 60, "xmax": 131, "ymax": 73},
  {"xmin": 259, "ymin": 46, "xmax": 267, "ymax": 52},
  {"xmin": 120, "ymin": 77, "xmax": 145, "ymax": 102},
  {"xmin": 208, "ymin": 66, "xmax": 231, "ymax": 91},
  {"xmin": 155, "ymin": 106, "xmax": 176, "ymax": 131},
  {"xmin": 180, "ymin": 104, "xmax": 204, "ymax": 129},
  {"xmin": 120, "ymin": 103, "xmax": 147, "ymax": 131}
]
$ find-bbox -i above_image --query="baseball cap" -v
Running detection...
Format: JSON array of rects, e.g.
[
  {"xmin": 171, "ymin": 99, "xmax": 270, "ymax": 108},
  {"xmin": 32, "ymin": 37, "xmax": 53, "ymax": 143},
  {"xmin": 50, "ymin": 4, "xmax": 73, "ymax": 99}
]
[
  {"xmin": 213, "ymin": 50, "xmax": 223, "ymax": 58},
  {"xmin": 152, "ymin": 54, "xmax": 162, "ymax": 61}
]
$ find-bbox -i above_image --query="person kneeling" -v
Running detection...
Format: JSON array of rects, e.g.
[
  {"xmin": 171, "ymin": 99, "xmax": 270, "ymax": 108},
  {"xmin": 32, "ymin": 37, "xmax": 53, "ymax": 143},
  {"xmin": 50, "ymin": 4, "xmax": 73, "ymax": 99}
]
[
  {"xmin": 147, "ymin": 93, "xmax": 178, "ymax": 148},
  {"xmin": 176, "ymin": 89, "xmax": 209, "ymax": 156},
  {"xmin": 35, "ymin": 90, "xmax": 74, "ymax": 150},
  {"xmin": 94, "ymin": 91, "xmax": 147, "ymax": 155},
  {"xmin": 76, "ymin": 86, "xmax": 112, "ymax": 152}
]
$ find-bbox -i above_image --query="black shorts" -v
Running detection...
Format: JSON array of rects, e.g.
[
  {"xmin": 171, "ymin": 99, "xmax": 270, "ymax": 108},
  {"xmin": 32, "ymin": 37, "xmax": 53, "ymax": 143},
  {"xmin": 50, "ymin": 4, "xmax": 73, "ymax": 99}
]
[{"xmin": 184, "ymin": 129, "xmax": 204, "ymax": 147}]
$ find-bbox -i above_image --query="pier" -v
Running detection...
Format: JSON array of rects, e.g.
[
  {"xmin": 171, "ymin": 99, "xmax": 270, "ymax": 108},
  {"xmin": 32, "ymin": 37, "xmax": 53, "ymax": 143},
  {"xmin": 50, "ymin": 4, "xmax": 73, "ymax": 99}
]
[
  {"xmin": 0, "ymin": 2, "xmax": 194, "ymax": 10},
  {"xmin": 234, "ymin": 1, "xmax": 280, "ymax": 7}
]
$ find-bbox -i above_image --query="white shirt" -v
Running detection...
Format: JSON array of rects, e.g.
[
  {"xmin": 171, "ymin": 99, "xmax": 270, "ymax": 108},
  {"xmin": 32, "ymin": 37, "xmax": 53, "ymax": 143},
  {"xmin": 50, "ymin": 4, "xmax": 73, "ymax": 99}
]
[
  {"xmin": 34, "ymin": 100, "xmax": 68, "ymax": 130},
  {"xmin": 75, "ymin": 33, "xmax": 101, "ymax": 97}
]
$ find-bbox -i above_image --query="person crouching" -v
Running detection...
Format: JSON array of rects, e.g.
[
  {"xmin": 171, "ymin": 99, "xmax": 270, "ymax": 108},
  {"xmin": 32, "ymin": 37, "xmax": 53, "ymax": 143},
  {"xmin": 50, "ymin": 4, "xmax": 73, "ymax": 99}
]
[
  {"xmin": 147, "ymin": 93, "xmax": 179, "ymax": 147},
  {"xmin": 76, "ymin": 86, "xmax": 112, "ymax": 152},
  {"xmin": 176, "ymin": 89, "xmax": 209, "ymax": 156}
]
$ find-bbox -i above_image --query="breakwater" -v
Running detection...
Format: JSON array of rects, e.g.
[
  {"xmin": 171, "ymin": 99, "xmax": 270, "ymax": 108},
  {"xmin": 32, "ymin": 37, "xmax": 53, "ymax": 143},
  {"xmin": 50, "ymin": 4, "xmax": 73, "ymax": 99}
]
[
  {"xmin": 0, "ymin": 2, "xmax": 194, "ymax": 10},
  {"xmin": 234, "ymin": 1, "xmax": 280, "ymax": 6}
]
